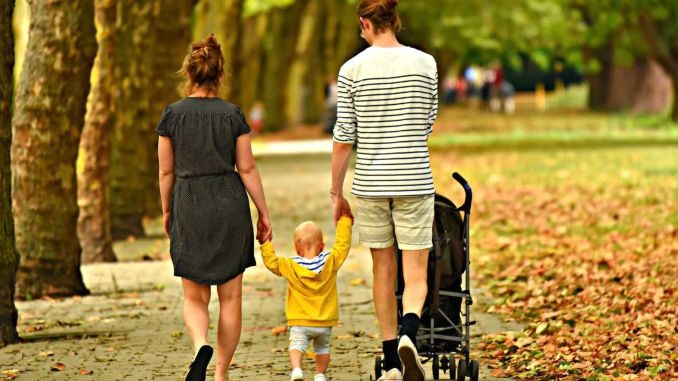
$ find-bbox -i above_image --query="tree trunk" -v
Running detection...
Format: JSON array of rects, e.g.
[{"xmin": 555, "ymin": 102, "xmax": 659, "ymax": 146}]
[
  {"xmin": 262, "ymin": 1, "xmax": 308, "ymax": 131},
  {"xmin": 299, "ymin": 0, "xmax": 326, "ymax": 124},
  {"xmin": 0, "ymin": 0, "xmax": 19, "ymax": 347},
  {"xmin": 606, "ymin": 57, "xmax": 671, "ymax": 114},
  {"xmin": 585, "ymin": 39, "xmax": 615, "ymax": 111},
  {"xmin": 144, "ymin": 0, "xmax": 195, "ymax": 219},
  {"xmin": 237, "ymin": 13, "xmax": 268, "ymax": 116},
  {"xmin": 77, "ymin": 0, "xmax": 117, "ymax": 264},
  {"xmin": 222, "ymin": 0, "xmax": 244, "ymax": 103},
  {"xmin": 109, "ymin": 1, "xmax": 155, "ymax": 239},
  {"xmin": 11, "ymin": 0, "xmax": 96, "ymax": 298},
  {"xmin": 638, "ymin": 11, "xmax": 678, "ymax": 122}
]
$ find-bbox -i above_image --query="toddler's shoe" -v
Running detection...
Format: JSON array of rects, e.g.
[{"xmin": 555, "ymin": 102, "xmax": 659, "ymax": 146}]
[
  {"xmin": 398, "ymin": 336, "xmax": 425, "ymax": 381},
  {"xmin": 377, "ymin": 368, "xmax": 402, "ymax": 380},
  {"xmin": 290, "ymin": 367, "xmax": 304, "ymax": 381},
  {"xmin": 313, "ymin": 374, "xmax": 328, "ymax": 381}
]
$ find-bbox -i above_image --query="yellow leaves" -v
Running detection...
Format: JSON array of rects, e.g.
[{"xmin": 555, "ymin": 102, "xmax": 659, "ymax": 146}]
[
  {"xmin": 50, "ymin": 363, "xmax": 66, "ymax": 372},
  {"xmin": 535, "ymin": 322, "xmax": 549, "ymax": 335},
  {"xmin": 271, "ymin": 326, "xmax": 287, "ymax": 336}
]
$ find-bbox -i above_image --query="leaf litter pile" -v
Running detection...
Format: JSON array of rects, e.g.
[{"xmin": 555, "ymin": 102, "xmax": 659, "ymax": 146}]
[{"xmin": 431, "ymin": 147, "xmax": 677, "ymax": 380}]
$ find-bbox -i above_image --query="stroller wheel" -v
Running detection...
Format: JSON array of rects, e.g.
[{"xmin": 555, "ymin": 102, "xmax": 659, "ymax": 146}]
[
  {"xmin": 448, "ymin": 354, "xmax": 456, "ymax": 379},
  {"xmin": 470, "ymin": 360, "xmax": 479, "ymax": 381},
  {"xmin": 374, "ymin": 355, "xmax": 382, "ymax": 380},
  {"xmin": 456, "ymin": 359, "xmax": 467, "ymax": 381},
  {"xmin": 432, "ymin": 355, "xmax": 440, "ymax": 380}
]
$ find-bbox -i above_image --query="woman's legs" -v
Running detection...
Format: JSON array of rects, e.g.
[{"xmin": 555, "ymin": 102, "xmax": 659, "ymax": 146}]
[
  {"xmin": 182, "ymin": 278, "xmax": 212, "ymax": 354},
  {"xmin": 215, "ymin": 274, "xmax": 243, "ymax": 381}
]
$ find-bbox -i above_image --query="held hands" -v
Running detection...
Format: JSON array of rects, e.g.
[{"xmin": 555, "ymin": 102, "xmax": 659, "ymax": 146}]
[
  {"xmin": 332, "ymin": 194, "xmax": 354, "ymax": 225},
  {"xmin": 256, "ymin": 212, "xmax": 273, "ymax": 244}
]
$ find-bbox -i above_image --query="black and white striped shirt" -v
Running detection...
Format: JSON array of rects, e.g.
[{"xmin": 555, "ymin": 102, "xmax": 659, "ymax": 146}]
[{"xmin": 333, "ymin": 46, "xmax": 438, "ymax": 198}]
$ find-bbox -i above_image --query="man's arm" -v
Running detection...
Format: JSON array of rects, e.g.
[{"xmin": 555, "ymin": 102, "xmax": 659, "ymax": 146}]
[{"xmin": 331, "ymin": 71, "xmax": 357, "ymax": 223}]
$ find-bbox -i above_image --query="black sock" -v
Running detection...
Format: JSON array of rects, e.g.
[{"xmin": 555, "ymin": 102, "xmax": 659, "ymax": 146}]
[
  {"xmin": 382, "ymin": 339, "xmax": 401, "ymax": 371},
  {"xmin": 399, "ymin": 313, "xmax": 420, "ymax": 344}
]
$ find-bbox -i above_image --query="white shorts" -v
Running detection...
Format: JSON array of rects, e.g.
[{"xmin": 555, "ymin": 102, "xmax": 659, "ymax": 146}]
[
  {"xmin": 356, "ymin": 196, "xmax": 434, "ymax": 250},
  {"xmin": 288, "ymin": 326, "xmax": 332, "ymax": 355}
]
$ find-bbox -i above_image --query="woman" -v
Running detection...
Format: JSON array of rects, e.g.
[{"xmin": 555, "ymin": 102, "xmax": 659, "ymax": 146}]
[
  {"xmin": 330, "ymin": 1, "xmax": 438, "ymax": 380},
  {"xmin": 156, "ymin": 34, "xmax": 272, "ymax": 381}
]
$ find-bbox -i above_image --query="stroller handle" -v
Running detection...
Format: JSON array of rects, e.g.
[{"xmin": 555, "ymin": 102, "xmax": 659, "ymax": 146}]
[{"xmin": 452, "ymin": 172, "xmax": 472, "ymax": 213}]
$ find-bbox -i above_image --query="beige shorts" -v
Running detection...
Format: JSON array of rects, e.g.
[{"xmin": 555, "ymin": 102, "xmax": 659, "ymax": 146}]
[{"xmin": 356, "ymin": 196, "xmax": 434, "ymax": 250}]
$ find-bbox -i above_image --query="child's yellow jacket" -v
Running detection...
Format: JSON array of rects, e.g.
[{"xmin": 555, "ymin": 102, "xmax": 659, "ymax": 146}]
[{"xmin": 260, "ymin": 216, "xmax": 352, "ymax": 327}]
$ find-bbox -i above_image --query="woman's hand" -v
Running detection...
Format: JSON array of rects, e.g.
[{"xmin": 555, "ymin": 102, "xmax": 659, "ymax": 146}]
[
  {"xmin": 332, "ymin": 194, "xmax": 353, "ymax": 224},
  {"xmin": 163, "ymin": 212, "xmax": 171, "ymax": 239},
  {"xmin": 256, "ymin": 213, "xmax": 272, "ymax": 244}
]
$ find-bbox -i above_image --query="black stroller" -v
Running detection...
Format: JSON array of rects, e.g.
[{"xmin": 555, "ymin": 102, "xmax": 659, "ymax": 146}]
[{"xmin": 374, "ymin": 173, "xmax": 478, "ymax": 381}]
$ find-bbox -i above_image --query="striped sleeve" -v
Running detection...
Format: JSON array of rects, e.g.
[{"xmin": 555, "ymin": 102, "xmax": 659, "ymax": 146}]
[
  {"xmin": 427, "ymin": 71, "xmax": 439, "ymax": 137},
  {"xmin": 333, "ymin": 72, "xmax": 357, "ymax": 144}
]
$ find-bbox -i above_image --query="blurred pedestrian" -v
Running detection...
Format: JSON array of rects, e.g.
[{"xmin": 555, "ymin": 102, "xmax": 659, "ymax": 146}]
[{"xmin": 249, "ymin": 101, "xmax": 264, "ymax": 135}]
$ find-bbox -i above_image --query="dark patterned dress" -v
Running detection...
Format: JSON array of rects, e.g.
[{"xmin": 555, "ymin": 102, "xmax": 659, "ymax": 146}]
[{"xmin": 155, "ymin": 97, "xmax": 255, "ymax": 285}]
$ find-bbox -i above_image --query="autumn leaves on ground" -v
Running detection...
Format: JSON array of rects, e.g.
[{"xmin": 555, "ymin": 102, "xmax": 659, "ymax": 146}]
[{"xmin": 428, "ymin": 104, "xmax": 677, "ymax": 380}]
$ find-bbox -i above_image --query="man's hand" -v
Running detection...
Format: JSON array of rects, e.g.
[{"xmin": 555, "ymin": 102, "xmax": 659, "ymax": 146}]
[{"xmin": 332, "ymin": 194, "xmax": 353, "ymax": 224}]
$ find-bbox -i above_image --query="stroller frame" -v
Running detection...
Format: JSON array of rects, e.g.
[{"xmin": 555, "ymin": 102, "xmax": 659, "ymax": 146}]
[{"xmin": 373, "ymin": 172, "xmax": 478, "ymax": 381}]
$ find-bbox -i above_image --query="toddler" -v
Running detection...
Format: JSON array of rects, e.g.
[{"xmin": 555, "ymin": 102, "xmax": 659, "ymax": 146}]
[{"xmin": 260, "ymin": 215, "xmax": 353, "ymax": 381}]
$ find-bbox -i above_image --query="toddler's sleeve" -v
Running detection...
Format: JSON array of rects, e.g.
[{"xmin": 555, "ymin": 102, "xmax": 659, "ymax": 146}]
[
  {"xmin": 233, "ymin": 107, "xmax": 252, "ymax": 137},
  {"xmin": 155, "ymin": 106, "xmax": 172, "ymax": 137}
]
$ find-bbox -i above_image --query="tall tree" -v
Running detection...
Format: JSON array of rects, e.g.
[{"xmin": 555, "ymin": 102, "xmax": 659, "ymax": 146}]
[
  {"xmin": 0, "ymin": 0, "xmax": 19, "ymax": 347},
  {"xmin": 222, "ymin": 0, "xmax": 244, "ymax": 103},
  {"xmin": 145, "ymin": 0, "xmax": 196, "ymax": 218},
  {"xmin": 109, "ymin": 1, "xmax": 155, "ymax": 239},
  {"xmin": 261, "ymin": 0, "xmax": 308, "ymax": 131},
  {"xmin": 77, "ymin": 0, "xmax": 118, "ymax": 264},
  {"xmin": 11, "ymin": 0, "xmax": 96, "ymax": 298},
  {"xmin": 636, "ymin": 1, "xmax": 678, "ymax": 121}
]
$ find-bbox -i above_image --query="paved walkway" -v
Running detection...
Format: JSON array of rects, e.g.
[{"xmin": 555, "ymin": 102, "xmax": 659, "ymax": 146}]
[
  {"xmin": 1, "ymin": 151, "xmax": 521, "ymax": 380},
  {"xmin": 0, "ymin": 246, "xmax": 519, "ymax": 381}
]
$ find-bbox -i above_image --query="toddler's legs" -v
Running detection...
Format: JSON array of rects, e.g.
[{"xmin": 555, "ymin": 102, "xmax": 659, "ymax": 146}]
[
  {"xmin": 215, "ymin": 274, "xmax": 243, "ymax": 381},
  {"xmin": 315, "ymin": 354, "xmax": 330, "ymax": 375},
  {"xmin": 289, "ymin": 326, "xmax": 310, "ymax": 370},
  {"xmin": 289, "ymin": 349, "xmax": 304, "ymax": 370},
  {"xmin": 181, "ymin": 278, "xmax": 211, "ymax": 354},
  {"xmin": 312, "ymin": 327, "xmax": 332, "ymax": 375}
]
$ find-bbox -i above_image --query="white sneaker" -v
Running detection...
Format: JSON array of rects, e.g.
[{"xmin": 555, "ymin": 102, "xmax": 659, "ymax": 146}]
[
  {"xmin": 397, "ymin": 336, "xmax": 425, "ymax": 381},
  {"xmin": 377, "ymin": 368, "xmax": 403, "ymax": 381},
  {"xmin": 313, "ymin": 374, "xmax": 328, "ymax": 381},
  {"xmin": 290, "ymin": 368, "xmax": 304, "ymax": 381}
]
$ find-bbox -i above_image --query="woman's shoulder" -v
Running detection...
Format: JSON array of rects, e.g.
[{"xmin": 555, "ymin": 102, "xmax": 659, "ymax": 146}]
[{"xmin": 169, "ymin": 97, "xmax": 240, "ymax": 115}]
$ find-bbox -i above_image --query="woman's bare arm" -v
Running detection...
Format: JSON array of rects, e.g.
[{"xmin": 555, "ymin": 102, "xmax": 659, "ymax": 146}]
[
  {"xmin": 235, "ymin": 134, "xmax": 272, "ymax": 243},
  {"xmin": 158, "ymin": 136, "xmax": 175, "ymax": 237}
]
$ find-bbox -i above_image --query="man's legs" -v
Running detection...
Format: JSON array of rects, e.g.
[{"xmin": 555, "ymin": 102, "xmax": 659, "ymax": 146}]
[{"xmin": 371, "ymin": 246, "xmax": 401, "ymax": 373}]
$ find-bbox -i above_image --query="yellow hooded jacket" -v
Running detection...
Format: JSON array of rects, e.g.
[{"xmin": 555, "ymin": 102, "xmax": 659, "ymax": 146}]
[{"xmin": 260, "ymin": 216, "xmax": 352, "ymax": 327}]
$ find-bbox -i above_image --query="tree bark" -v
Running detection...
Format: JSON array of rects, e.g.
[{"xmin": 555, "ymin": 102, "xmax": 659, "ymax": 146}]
[
  {"xmin": 77, "ymin": 0, "xmax": 117, "ymax": 264},
  {"xmin": 109, "ymin": 1, "xmax": 155, "ymax": 239},
  {"xmin": 144, "ymin": 0, "xmax": 195, "ymax": 219},
  {"xmin": 222, "ymin": 0, "xmax": 244, "ymax": 103},
  {"xmin": 638, "ymin": 11, "xmax": 678, "ymax": 121},
  {"xmin": 237, "ymin": 13, "xmax": 268, "ymax": 116},
  {"xmin": 585, "ymin": 39, "xmax": 615, "ymax": 111},
  {"xmin": 262, "ymin": 1, "xmax": 308, "ymax": 131},
  {"xmin": 11, "ymin": 0, "xmax": 96, "ymax": 298},
  {"xmin": 606, "ymin": 57, "xmax": 671, "ymax": 114},
  {"xmin": 0, "ymin": 0, "xmax": 19, "ymax": 347}
]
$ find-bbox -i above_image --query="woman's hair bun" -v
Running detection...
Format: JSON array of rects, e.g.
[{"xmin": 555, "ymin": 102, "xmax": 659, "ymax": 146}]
[
  {"xmin": 358, "ymin": 0, "xmax": 402, "ymax": 33},
  {"xmin": 179, "ymin": 34, "xmax": 226, "ymax": 96}
]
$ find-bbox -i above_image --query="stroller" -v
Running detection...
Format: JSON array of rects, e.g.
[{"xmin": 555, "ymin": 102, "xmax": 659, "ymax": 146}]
[{"xmin": 374, "ymin": 173, "xmax": 478, "ymax": 381}]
